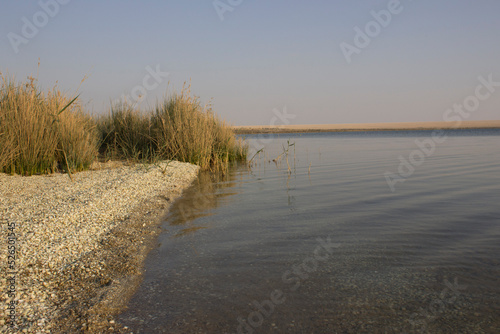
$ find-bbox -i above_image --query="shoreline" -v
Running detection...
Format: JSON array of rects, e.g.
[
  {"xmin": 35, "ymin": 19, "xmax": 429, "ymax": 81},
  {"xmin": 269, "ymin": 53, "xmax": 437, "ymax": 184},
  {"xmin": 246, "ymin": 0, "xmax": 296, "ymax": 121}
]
[
  {"xmin": 233, "ymin": 120, "xmax": 500, "ymax": 134},
  {"xmin": 0, "ymin": 161, "xmax": 200, "ymax": 333}
]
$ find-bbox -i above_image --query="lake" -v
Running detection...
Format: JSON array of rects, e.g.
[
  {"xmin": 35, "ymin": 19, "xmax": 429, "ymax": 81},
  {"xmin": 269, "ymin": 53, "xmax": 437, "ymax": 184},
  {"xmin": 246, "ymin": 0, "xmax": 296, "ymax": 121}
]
[{"xmin": 119, "ymin": 129, "xmax": 500, "ymax": 333}]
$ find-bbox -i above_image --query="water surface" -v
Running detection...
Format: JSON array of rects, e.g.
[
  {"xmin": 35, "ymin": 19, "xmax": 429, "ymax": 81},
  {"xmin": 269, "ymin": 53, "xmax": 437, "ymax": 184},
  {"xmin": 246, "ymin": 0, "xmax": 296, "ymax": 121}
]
[{"xmin": 119, "ymin": 130, "xmax": 500, "ymax": 333}]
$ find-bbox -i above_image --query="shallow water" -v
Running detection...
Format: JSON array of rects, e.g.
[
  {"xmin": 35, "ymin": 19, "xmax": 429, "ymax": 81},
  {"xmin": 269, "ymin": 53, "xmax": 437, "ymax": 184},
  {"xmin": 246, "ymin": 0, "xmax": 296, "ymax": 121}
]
[{"xmin": 119, "ymin": 130, "xmax": 500, "ymax": 333}]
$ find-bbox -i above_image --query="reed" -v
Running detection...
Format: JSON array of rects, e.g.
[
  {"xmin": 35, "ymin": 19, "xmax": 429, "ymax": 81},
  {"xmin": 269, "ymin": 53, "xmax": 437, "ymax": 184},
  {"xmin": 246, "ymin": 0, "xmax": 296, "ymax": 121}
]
[
  {"xmin": 99, "ymin": 85, "xmax": 247, "ymax": 171},
  {"xmin": 272, "ymin": 139, "xmax": 295, "ymax": 174},
  {"xmin": 0, "ymin": 75, "xmax": 98, "ymax": 175},
  {"xmin": 1, "ymin": 74, "xmax": 246, "ymax": 176},
  {"xmin": 97, "ymin": 104, "xmax": 155, "ymax": 161},
  {"xmin": 151, "ymin": 85, "xmax": 247, "ymax": 171}
]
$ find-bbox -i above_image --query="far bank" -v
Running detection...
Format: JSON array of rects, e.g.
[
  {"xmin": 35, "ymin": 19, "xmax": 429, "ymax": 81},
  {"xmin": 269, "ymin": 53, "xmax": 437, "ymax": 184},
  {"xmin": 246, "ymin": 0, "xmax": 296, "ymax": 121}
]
[{"xmin": 233, "ymin": 120, "xmax": 500, "ymax": 134}]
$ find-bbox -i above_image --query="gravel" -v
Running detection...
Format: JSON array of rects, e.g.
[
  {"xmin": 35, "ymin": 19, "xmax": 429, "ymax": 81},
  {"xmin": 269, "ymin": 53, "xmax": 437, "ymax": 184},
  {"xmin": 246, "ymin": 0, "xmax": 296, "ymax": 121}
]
[{"xmin": 0, "ymin": 160, "xmax": 199, "ymax": 333}]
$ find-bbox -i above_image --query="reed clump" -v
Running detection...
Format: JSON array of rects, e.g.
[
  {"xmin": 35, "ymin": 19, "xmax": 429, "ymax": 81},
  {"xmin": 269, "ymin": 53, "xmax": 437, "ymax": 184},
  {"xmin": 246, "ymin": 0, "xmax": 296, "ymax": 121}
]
[
  {"xmin": 0, "ymin": 74, "xmax": 98, "ymax": 175},
  {"xmin": 99, "ymin": 85, "xmax": 247, "ymax": 171},
  {"xmin": 1, "ymin": 74, "xmax": 246, "ymax": 176},
  {"xmin": 151, "ymin": 86, "xmax": 247, "ymax": 170},
  {"xmin": 97, "ymin": 104, "xmax": 155, "ymax": 161}
]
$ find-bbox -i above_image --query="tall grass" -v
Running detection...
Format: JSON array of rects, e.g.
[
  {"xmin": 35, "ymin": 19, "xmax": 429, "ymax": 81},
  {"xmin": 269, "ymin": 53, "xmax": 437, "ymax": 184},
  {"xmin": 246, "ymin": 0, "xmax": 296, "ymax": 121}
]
[
  {"xmin": 1, "ymin": 75, "xmax": 246, "ymax": 176},
  {"xmin": 0, "ymin": 75, "xmax": 98, "ymax": 175},
  {"xmin": 97, "ymin": 104, "xmax": 154, "ymax": 161},
  {"xmin": 152, "ymin": 86, "xmax": 247, "ymax": 170},
  {"xmin": 99, "ymin": 85, "xmax": 247, "ymax": 171}
]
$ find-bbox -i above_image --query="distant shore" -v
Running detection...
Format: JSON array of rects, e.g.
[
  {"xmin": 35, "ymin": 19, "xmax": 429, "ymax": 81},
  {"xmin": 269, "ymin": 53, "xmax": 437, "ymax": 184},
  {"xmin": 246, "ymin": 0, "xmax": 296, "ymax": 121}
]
[{"xmin": 233, "ymin": 120, "xmax": 500, "ymax": 134}]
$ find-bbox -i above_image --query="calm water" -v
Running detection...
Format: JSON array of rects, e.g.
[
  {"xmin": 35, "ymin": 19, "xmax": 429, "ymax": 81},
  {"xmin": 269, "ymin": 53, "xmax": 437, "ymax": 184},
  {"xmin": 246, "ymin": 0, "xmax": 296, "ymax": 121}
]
[{"xmin": 119, "ymin": 130, "xmax": 500, "ymax": 333}]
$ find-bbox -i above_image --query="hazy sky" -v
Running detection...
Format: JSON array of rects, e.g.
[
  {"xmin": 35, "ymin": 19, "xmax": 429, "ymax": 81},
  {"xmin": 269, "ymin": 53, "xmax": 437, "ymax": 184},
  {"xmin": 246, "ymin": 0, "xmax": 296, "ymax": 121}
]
[{"xmin": 1, "ymin": 1, "xmax": 499, "ymax": 125}]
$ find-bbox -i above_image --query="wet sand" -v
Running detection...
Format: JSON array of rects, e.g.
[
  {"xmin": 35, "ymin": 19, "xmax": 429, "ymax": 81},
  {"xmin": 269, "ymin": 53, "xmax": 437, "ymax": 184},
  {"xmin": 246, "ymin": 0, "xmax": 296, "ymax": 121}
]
[{"xmin": 233, "ymin": 120, "xmax": 500, "ymax": 134}]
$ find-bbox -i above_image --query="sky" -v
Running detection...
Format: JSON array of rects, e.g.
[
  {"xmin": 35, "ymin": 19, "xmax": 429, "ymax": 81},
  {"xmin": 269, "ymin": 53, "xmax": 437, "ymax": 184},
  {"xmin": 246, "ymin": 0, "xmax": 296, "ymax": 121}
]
[{"xmin": 1, "ymin": 0, "xmax": 500, "ymax": 126}]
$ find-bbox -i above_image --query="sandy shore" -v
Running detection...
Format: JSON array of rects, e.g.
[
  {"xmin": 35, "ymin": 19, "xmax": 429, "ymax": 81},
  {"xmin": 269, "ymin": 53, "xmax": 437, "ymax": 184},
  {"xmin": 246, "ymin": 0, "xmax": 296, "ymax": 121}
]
[
  {"xmin": 0, "ymin": 161, "xmax": 199, "ymax": 333},
  {"xmin": 233, "ymin": 120, "xmax": 500, "ymax": 134}
]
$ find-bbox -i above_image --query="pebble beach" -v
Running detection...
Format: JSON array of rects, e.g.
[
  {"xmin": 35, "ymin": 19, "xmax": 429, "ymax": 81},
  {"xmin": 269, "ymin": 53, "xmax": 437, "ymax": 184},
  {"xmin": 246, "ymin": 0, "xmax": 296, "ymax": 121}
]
[{"xmin": 0, "ymin": 161, "xmax": 199, "ymax": 333}]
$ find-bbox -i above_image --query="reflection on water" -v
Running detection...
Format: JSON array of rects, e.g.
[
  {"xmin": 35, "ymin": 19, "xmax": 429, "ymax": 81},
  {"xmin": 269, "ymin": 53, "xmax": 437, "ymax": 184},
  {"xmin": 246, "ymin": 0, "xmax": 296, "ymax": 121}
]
[
  {"xmin": 166, "ymin": 171, "xmax": 238, "ymax": 237},
  {"xmin": 119, "ymin": 130, "xmax": 500, "ymax": 333}
]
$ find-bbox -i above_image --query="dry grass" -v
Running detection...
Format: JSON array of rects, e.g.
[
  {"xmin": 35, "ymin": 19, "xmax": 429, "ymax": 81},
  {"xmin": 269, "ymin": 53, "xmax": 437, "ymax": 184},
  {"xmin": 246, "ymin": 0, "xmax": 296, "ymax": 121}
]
[
  {"xmin": 1, "ymin": 74, "xmax": 246, "ymax": 176},
  {"xmin": 0, "ymin": 74, "xmax": 98, "ymax": 175},
  {"xmin": 97, "ymin": 104, "xmax": 154, "ymax": 161},
  {"xmin": 151, "ymin": 85, "xmax": 247, "ymax": 170},
  {"xmin": 99, "ymin": 85, "xmax": 247, "ymax": 171}
]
